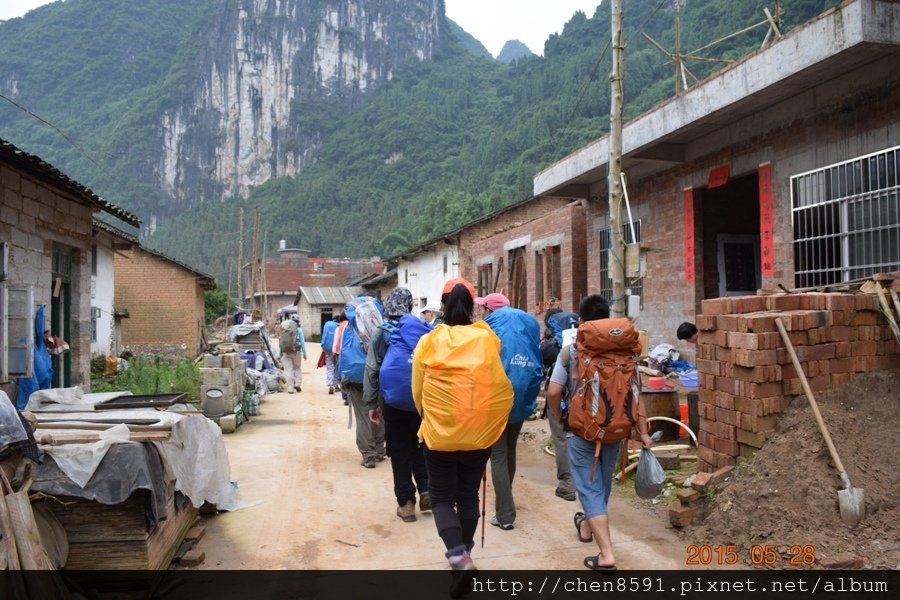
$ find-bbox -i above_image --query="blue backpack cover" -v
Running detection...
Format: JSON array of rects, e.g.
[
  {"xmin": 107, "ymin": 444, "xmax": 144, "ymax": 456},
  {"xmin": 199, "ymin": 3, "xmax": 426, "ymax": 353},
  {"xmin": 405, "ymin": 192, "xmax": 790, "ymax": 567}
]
[
  {"xmin": 379, "ymin": 315, "xmax": 432, "ymax": 411},
  {"xmin": 340, "ymin": 296, "xmax": 384, "ymax": 384},
  {"xmin": 320, "ymin": 319, "xmax": 338, "ymax": 351},
  {"xmin": 548, "ymin": 311, "xmax": 579, "ymax": 347},
  {"xmin": 339, "ymin": 324, "xmax": 367, "ymax": 384},
  {"xmin": 484, "ymin": 307, "xmax": 543, "ymax": 424}
]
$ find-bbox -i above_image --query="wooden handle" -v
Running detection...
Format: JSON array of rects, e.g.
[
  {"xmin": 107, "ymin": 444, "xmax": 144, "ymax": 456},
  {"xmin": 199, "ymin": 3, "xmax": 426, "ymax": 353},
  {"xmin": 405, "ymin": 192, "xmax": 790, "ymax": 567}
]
[{"xmin": 774, "ymin": 317, "xmax": 847, "ymax": 475}]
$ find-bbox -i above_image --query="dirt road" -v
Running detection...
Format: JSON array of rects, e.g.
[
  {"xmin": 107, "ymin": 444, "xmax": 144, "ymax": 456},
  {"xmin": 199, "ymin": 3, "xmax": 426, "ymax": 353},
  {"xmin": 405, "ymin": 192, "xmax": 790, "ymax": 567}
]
[{"xmin": 190, "ymin": 344, "xmax": 689, "ymax": 570}]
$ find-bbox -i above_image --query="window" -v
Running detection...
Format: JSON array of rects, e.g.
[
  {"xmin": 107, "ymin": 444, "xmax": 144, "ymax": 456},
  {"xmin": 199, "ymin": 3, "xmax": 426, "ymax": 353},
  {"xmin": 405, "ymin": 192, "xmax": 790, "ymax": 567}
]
[
  {"xmin": 1, "ymin": 285, "xmax": 34, "ymax": 381},
  {"xmin": 791, "ymin": 145, "xmax": 900, "ymax": 287},
  {"xmin": 404, "ymin": 269, "xmax": 408, "ymax": 284},
  {"xmin": 90, "ymin": 307, "xmax": 101, "ymax": 343},
  {"xmin": 91, "ymin": 244, "xmax": 98, "ymax": 276},
  {"xmin": 599, "ymin": 220, "xmax": 643, "ymax": 303},
  {"xmin": 477, "ymin": 264, "xmax": 493, "ymax": 296},
  {"xmin": 443, "ymin": 254, "xmax": 448, "ymax": 274},
  {"xmin": 535, "ymin": 245, "xmax": 562, "ymax": 306}
]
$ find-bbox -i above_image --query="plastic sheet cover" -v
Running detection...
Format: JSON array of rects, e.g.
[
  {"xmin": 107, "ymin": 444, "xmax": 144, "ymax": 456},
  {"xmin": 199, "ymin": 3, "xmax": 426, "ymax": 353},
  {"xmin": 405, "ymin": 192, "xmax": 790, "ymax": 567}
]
[
  {"xmin": 0, "ymin": 391, "xmax": 28, "ymax": 445},
  {"xmin": 32, "ymin": 409, "xmax": 241, "ymax": 512},
  {"xmin": 26, "ymin": 387, "xmax": 132, "ymax": 412}
]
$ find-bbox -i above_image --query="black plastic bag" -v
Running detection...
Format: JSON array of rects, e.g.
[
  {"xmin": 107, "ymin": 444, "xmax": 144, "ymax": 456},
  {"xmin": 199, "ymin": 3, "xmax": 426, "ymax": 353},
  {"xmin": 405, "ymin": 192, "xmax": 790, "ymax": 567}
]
[{"xmin": 635, "ymin": 448, "xmax": 666, "ymax": 499}]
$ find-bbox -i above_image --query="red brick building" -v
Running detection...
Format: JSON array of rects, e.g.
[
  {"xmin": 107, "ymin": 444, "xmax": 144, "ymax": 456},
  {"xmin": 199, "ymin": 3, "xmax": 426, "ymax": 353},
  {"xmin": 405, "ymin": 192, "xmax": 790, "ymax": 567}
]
[{"xmin": 244, "ymin": 242, "xmax": 382, "ymax": 327}]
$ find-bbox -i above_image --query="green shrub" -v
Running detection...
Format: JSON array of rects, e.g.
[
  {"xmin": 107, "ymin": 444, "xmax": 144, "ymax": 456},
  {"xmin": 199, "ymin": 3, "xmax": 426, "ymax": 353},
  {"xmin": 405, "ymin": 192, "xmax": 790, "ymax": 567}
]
[{"xmin": 91, "ymin": 355, "xmax": 200, "ymax": 402}]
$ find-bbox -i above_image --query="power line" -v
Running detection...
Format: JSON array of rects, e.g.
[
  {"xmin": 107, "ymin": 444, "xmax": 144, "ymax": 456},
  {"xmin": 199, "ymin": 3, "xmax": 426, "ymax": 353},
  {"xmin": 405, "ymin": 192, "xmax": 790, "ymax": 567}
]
[
  {"xmin": 568, "ymin": 0, "xmax": 675, "ymax": 121},
  {"xmin": 0, "ymin": 92, "xmax": 117, "ymax": 180}
]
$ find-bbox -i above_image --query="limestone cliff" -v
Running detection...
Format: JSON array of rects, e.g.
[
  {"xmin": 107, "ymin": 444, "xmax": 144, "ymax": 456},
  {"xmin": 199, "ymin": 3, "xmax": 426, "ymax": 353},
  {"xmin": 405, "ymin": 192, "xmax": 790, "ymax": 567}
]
[{"xmin": 158, "ymin": 0, "xmax": 443, "ymax": 205}]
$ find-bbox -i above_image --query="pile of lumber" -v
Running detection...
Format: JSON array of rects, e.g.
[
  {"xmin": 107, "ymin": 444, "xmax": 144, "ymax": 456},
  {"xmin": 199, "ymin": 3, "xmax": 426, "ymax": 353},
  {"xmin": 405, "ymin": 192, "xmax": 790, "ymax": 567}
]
[{"xmin": 46, "ymin": 491, "xmax": 197, "ymax": 570}]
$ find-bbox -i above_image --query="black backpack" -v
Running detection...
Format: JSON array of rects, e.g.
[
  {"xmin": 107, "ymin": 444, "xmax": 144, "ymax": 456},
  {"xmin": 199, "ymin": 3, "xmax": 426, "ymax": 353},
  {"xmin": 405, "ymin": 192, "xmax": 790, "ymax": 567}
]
[{"xmin": 540, "ymin": 335, "xmax": 560, "ymax": 370}]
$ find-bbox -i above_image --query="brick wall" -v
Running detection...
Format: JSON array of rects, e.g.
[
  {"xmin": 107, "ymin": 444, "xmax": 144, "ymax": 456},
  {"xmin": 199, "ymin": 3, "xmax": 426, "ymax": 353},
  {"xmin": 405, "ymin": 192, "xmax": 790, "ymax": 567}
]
[
  {"xmin": 114, "ymin": 248, "xmax": 205, "ymax": 357},
  {"xmin": 694, "ymin": 292, "xmax": 900, "ymax": 472},
  {"xmin": 1, "ymin": 162, "xmax": 94, "ymax": 388},
  {"xmin": 460, "ymin": 198, "xmax": 585, "ymax": 313}
]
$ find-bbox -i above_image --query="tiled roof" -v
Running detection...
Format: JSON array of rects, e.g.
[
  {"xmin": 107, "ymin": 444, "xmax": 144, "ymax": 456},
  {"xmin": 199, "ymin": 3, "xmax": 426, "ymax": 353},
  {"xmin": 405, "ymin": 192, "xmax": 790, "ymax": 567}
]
[
  {"xmin": 137, "ymin": 245, "xmax": 216, "ymax": 290},
  {"xmin": 0, "ymin": 138, "xmax": 140, "ymax": 227}
]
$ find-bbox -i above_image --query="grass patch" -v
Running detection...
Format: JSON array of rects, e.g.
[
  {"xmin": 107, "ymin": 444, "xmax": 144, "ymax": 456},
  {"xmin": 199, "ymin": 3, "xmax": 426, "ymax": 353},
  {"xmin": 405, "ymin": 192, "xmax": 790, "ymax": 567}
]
[{"xmin": 91, "ymin": 355, "xmax": 200, "ymax": 402}]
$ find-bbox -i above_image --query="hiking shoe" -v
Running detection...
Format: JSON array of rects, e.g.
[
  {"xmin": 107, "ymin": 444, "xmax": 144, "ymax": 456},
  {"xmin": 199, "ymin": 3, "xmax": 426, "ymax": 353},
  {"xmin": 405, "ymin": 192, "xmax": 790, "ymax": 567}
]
[
  {"xmin": 375, "ymin": 453, "xmax": 386, "ymax": 462},
  {"xmin": 448, "ymin": 552, "xmax": 477, "ymax": 599},
  {"xmin": 362, "ymin": 456, "xmax": 376, "ymax": 469},
  {"xmin": 419, "ymin": 492, "xmax": 432, "ymax": 512},
  {"xmin": 489, "ymin": 515, "xmax": 514, "ymax": 530},
  {"xmin": 295, "ymin": 386, "xmax": 301, "ymax": 392},
  {"xmin": 287, "ymin": 388, "xmax": 294, "ymax": 394},
  {"xmin": 397, "ymin": 501, "xmax": 416, "ymax": 522},
  {"xmin": 555, "ymin": 488, "xmax": 576, "ymax": 501},
  {"xmin": 328, "ymin": 386, "xmax": 334, "ymax": 395}
]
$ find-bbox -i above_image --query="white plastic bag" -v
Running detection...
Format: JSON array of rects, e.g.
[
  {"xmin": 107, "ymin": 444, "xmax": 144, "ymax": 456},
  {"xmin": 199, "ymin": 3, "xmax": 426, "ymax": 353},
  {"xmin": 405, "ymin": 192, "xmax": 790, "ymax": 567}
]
[{"xmin": 635, "ymin": 448, "xmax": 666, "ymax": 499}]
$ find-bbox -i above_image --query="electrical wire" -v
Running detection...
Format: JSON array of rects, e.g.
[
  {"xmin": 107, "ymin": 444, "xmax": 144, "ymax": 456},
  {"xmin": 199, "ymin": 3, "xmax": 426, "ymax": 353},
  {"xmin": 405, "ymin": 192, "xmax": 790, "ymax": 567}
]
[{"xmin": 568, "ymin": 0, "xmax": 670, "ymax": 121}]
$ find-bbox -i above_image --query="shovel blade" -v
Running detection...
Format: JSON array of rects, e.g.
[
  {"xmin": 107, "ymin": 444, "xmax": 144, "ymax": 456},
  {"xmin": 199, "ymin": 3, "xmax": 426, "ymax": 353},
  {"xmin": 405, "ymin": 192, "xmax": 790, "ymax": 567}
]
[{"xmin": 838, "ymin": 486, "xmax": 865, "ymax": 525}]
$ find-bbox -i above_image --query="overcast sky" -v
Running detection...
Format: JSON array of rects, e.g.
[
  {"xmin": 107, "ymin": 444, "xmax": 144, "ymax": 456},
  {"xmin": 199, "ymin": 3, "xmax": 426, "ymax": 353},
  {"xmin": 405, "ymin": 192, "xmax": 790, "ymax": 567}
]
[{"xmin": 1, "ymin": 1, "xmax": 603, "ymax": 58}]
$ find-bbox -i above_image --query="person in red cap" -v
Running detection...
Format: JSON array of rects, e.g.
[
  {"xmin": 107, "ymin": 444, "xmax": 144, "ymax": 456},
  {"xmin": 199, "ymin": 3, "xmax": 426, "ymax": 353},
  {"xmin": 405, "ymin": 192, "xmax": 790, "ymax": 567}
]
[{"xmin": 412, "ymin": 277, "xmax": 513, "ymax": 576}]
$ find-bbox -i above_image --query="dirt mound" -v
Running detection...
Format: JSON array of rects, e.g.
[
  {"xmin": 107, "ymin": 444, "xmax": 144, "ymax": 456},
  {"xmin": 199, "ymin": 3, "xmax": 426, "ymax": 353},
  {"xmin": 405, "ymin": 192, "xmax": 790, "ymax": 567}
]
[{"xmin": 686, "ymin": 369, "xmax": 900, "ymax": 569}]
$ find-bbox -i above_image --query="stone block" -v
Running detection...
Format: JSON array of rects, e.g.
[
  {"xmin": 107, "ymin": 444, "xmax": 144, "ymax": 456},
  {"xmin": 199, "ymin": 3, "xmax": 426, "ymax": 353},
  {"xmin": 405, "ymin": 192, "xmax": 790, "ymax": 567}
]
[
  {"xmin": 202, "ymin": 354, "xmax": 223, "ymax": 368},
  {"xmin": 200, "ymin": 368, "xmax": 236, "ymax": 386}
]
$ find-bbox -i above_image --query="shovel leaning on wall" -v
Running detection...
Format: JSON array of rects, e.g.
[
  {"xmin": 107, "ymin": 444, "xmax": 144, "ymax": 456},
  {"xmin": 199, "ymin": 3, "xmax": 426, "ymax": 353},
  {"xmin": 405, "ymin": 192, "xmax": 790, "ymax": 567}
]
[{"xmin": 774, "ymin": 317, "xmax": 865, "ymax": 525}]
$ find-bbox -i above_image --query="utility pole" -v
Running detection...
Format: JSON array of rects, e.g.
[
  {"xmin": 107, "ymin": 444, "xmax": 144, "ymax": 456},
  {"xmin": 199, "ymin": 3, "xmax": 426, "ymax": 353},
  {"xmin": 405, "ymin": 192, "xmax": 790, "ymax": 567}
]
[
  {"xmin": 608, "ymin": 0, "xmax": 626, "ymax": 318},
  {"xmin": 237, "ymin": 207, "xmax": 244, "ymax": 306}
]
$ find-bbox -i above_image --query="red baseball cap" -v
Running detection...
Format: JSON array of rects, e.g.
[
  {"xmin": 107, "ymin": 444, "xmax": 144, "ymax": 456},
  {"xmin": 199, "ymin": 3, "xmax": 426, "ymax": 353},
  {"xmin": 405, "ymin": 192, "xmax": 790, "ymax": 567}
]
[{"xmin": 442, "ymin": 277, "xmax": 476, "ymax": 299}]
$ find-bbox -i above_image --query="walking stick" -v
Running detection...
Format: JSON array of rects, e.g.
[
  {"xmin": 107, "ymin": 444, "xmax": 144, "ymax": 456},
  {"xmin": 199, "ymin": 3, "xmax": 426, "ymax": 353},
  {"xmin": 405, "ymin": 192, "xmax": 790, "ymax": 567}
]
[{"xmin": 480, "ymin": 467, "xmax": 487, "ymax": 548}]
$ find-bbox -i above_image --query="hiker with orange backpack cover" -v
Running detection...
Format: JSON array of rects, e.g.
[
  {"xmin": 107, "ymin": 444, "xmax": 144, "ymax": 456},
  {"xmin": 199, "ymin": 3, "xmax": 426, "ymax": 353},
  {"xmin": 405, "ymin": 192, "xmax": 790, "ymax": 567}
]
[
  {"xmin": 546, "ymin": 294, "xmax": 653, "ymax": 573},
  {"xmin": 412, "ymin": 278, "xmax": 513, "ymax": 574}
]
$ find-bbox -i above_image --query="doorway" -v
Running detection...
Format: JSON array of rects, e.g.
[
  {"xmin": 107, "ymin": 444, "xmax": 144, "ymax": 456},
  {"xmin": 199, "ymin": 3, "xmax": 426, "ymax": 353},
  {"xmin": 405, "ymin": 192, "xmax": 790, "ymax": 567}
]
[
  {"xmin": 51, "ymin": 245, "xmax": 72, "ymax": 387},
  {"xmin": 697, "ymin": 172, "xmax": 761, "ymax": 303}
]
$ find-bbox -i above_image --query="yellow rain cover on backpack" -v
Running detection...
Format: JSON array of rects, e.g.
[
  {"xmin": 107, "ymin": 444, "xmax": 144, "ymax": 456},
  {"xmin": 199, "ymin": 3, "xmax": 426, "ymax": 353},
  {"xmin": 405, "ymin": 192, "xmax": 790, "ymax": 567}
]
[{"xmin": 412, "ymin": 321, "xmax": 513, "ymax": 451}]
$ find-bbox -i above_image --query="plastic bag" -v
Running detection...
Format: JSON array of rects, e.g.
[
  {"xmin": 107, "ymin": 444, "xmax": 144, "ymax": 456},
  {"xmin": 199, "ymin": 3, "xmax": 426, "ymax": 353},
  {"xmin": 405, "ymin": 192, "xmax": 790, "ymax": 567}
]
[
  {"xmin": 634, "ymin": 448, "xmax": 666, "ymax": 499},
  {"xmin": 0, "ymin": 391, "xmax": 28, "ymax": 445}
]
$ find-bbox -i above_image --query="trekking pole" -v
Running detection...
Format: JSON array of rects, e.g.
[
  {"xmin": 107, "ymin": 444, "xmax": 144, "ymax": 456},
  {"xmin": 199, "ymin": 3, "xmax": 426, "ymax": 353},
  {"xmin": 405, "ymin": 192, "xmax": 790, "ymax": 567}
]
[{"xmin": 480, "ymin": 468, "xmax": 487, "ymax": 549}]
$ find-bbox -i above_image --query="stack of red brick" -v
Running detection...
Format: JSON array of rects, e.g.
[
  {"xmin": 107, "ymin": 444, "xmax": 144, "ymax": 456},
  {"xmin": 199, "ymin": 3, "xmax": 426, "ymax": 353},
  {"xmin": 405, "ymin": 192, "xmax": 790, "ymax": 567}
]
[{"xmin": 694, "ymin": 292, "xmax": 900, "ymax": 473}]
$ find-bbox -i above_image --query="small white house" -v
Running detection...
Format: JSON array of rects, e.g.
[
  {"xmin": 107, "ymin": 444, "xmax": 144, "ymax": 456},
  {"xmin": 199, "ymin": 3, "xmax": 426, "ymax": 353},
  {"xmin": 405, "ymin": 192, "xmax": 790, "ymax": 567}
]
[{"xmin": 90, "ymin": 219, "xmax": 137, "ymax": 357}]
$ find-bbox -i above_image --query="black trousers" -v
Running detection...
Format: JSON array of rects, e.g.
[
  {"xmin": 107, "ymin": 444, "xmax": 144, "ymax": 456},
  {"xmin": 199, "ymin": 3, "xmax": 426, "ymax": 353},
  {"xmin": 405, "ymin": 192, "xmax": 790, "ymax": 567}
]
[
  {"xmin": 383, "ymin": 403, "xmax": 428, "ymax": 506},
  {"xmin": 424, "ymin": 446, "xmax": 491, "ymax": 555}
]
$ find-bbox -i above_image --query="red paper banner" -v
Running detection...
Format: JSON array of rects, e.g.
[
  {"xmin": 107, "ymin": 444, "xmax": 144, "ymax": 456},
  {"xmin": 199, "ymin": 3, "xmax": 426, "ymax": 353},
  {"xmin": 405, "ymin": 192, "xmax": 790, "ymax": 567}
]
[
  {"xmin": 758, "ymin": 163, "xmax": 775, "ymax": 277},
  {"xmin": 683, "ymin": 188, "xmax": 695, "ymax": 283},
  {"xmin": 708, "ymin": 165, "xmax": 730, "ymax": 189}
]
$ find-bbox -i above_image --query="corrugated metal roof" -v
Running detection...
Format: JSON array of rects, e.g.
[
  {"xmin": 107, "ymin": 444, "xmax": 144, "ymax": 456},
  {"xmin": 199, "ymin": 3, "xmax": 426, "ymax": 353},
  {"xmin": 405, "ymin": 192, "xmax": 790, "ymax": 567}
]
[{"xmin": 299, "ymin": 286, "xmax": 364, "ymax": 306}]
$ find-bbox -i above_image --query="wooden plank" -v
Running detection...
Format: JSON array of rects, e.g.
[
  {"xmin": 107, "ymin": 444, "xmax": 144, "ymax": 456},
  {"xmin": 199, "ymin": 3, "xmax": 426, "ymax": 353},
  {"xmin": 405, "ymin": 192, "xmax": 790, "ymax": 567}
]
[
  {"xmin": 47, "ymin": 494, "xmax": 149, "ymax": 543},
  {"xmin": 35, "ymin": 431, "xmax": 171, "ymax": 445},
  {"xmin": 875, "ymin": 282, "xmax": 900, "ymax": 342},
  {"xmin": 61, "ymin": 498, "xmax": 198, "ymax": 570}
]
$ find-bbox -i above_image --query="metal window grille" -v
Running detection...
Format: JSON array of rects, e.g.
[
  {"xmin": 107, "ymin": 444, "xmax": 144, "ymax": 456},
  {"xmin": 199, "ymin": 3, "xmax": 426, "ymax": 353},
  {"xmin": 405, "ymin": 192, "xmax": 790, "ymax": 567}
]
[
  {"xmin": 599, "ymin": 220, "xmax": 643, "ymax": 303},
  {"xmin": 791, "ymin": 145, "xmax": 900, "ymax": 288},
  {"xmin": 90, "ymin": 307, "xmax": 101, "ymax": 343},
  {"xmin": 477, "ymin": 264, "xmax": 493, "ymax": 296}
]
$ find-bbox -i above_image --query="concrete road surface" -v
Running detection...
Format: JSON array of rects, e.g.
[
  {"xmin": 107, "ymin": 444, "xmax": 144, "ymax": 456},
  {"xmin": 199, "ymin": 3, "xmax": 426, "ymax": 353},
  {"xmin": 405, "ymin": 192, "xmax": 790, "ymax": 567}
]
[{"xmin": 189, "ymin": 344, "xmax": 690, "ymax": 571}]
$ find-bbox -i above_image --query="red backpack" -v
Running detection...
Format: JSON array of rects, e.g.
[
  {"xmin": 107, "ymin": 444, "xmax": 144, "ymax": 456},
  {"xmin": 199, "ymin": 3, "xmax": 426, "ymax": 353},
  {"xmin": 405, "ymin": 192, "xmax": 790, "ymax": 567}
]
[{"xmin": 567, "ymin": 318, "xmax": 643, "ymax": 476}]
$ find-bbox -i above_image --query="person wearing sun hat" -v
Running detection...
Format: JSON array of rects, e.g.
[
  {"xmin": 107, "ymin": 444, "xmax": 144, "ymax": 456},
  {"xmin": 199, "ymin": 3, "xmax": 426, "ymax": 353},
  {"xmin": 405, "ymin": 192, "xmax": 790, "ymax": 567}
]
[
  {"xmin": 412, "ymin": 277, "xmax": 512, "ymax": 574},
  {"xmin": 420, "ymin": 304, "xmax": 443, "ymax": 326}
]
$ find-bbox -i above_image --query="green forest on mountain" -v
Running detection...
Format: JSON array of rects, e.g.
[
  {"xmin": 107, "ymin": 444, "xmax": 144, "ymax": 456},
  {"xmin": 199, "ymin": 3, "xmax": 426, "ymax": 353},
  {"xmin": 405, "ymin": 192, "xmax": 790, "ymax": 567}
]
[{"xmin": 0, "ymin": 0, "xmax": 837, "ymax": 290}]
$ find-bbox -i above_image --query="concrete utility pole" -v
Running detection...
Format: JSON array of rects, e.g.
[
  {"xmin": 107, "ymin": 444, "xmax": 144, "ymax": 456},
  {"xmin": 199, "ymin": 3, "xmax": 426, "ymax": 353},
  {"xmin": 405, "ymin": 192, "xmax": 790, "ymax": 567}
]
[
  {"xmin": 238, "ymin": 207, "xmax": 244, "ymax": 305},
  {"xmin": 608, "ymin": 0, "xmax": 626, "ymax": 318}
]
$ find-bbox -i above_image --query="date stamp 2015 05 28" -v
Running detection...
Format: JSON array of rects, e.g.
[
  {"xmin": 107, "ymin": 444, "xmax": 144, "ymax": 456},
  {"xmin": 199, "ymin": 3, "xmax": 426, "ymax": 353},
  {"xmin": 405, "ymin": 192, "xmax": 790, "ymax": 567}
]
[{"xmin": 686, "ymin": 544, "xmax": 818, "ymax": 567}]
